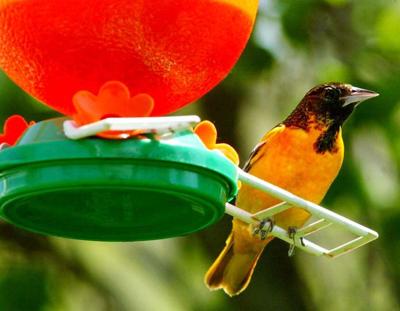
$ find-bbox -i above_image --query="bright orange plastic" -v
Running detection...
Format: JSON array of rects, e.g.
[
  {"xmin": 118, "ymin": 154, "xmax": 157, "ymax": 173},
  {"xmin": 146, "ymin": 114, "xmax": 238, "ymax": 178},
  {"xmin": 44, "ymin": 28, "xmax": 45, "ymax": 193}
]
[
  {"xmin": 0, "ymin": 0, "xmax": 258, "ymax": 116},
  {"xmin": 0, "ymin": 115, "xmax": 34, "ymax": 146},
  {"xmin": 194, "ymin": 120, "xmax": 239, "ymax": 166},
  {"xmin": 73, "ymin": 81, "xmax": 154, "ymax": 139}
]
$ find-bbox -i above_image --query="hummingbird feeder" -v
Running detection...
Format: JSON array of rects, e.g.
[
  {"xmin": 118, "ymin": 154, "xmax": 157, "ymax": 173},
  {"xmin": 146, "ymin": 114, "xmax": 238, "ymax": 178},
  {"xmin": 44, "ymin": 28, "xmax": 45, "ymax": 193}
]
[{"xmin": 0, "ymin": 0, "xmax": 377, "ymax": 257}]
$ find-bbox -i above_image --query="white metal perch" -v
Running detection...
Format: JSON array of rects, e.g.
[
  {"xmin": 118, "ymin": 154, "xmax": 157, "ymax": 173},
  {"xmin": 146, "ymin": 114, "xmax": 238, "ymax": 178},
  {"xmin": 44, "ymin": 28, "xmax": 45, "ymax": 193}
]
[
  {"xmin": 63, "ymin": 117, "xmax": 379, "ymax": 258},
  {"xmin": 227, "ymin": 168, "xmax": 379, "ymax": 258}
]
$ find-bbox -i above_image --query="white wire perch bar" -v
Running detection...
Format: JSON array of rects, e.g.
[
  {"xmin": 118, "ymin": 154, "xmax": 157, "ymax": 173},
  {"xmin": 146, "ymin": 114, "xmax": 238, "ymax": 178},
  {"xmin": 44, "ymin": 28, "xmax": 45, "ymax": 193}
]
[
  {"xmin": 63, "ymin": 115, "xmax": 201, "ymax": 140},
  {"xmin": 226, "ymin": 169, "xmax": 379, "ymax": 258},
  {"xmin": 63, "ymin": 117, "xmax": 379, "ymax": 258}
]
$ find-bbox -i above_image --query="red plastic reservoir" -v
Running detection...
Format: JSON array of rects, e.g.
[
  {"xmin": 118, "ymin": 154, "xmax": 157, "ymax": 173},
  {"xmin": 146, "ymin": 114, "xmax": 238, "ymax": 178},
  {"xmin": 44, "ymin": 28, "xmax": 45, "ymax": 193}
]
[{"xmin": 0, "ymin": 0, "xmax": 258, "ymax": 116}]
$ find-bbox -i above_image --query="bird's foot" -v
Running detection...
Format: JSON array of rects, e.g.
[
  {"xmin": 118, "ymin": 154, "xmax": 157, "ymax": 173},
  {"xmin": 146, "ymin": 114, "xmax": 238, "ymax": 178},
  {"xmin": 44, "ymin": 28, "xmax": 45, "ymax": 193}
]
[
  {"xmin": 252, "ymin": 218, "xmax": 274, "ymax": 240},
  {"xmin": 287, "ymin": 226, "xmax": 305, "ymax": 257}
]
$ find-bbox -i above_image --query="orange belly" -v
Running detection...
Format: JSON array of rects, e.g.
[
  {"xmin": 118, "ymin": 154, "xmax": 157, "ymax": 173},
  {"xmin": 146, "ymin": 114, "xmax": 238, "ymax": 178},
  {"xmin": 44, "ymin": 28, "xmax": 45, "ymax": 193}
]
[{"xmin": 236, "ymin": 125, "xmax": 344, "ymax": 230}]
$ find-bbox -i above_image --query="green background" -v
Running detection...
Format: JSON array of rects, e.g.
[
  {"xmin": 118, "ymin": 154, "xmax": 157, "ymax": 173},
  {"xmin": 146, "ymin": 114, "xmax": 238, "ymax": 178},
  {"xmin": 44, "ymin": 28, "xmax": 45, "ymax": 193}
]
[{"xmin": 0, "ymin": 0, "xmax": 399, "ymax": 310}]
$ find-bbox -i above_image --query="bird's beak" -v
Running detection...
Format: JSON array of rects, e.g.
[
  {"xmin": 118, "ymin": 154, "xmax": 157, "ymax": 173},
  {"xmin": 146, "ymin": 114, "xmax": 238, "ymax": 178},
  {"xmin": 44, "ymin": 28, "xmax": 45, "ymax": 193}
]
[{"xmin": 342, "ymin": 86, "xmax": 379, "ymax": 107}]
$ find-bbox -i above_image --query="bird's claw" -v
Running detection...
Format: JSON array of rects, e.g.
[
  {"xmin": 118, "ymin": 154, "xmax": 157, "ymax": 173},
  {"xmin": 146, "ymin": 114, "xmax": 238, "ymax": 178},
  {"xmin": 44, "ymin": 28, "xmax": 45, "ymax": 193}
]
[
  {"xmin": 253, "ymin": 218, "xmax": 274, "ymax": 240},
  {"xmin": 287, "ymin": 226, "xmax": 305, "ymax": 257}
]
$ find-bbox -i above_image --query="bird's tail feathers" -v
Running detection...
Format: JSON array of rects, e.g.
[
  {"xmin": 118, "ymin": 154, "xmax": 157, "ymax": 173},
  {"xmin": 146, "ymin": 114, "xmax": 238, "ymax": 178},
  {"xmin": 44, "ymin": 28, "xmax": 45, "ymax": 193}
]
[{"xmin": 204, "ymin": 233, "xmax": 269, "ymax": 296}]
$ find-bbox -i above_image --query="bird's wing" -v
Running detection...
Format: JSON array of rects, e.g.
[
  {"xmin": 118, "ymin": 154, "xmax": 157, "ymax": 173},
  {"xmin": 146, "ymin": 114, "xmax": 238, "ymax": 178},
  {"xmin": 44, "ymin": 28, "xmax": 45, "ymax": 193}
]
[{"xmin": 243, "ymin": 124, "xmax": 285, "ymax": 172}]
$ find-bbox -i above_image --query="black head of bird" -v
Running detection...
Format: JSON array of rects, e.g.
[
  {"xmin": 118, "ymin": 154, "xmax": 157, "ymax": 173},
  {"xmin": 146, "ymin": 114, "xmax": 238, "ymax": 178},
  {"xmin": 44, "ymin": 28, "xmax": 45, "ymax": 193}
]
[{"xmin": 284, "ymin": 83, "xmax": 379, "ymax": 153}]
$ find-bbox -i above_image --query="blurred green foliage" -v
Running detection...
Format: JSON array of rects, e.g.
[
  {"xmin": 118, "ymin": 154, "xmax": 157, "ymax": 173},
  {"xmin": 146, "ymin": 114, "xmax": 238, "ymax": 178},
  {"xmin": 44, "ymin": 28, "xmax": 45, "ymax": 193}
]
[
  {"xmin": 0, "ymin": 0, "xmax": 399, "ymax": 310},
  {"xmin": 0, "ymin": 265, "xmax": 49, "ymax": 311}
]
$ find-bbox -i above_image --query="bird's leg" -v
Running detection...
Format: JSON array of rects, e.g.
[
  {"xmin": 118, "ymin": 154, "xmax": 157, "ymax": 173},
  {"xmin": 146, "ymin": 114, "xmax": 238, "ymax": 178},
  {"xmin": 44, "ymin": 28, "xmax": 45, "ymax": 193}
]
[
  {"xmin": 287, "ymin": 227, "xmax": 306, "ymax": 256},
  {"xmin": 252, "ymin": 218, "xmax": 274, "ymax": 240},
  {"xmin": 288, "ymin": 226, "xmax": 298, "ymax": 257}
]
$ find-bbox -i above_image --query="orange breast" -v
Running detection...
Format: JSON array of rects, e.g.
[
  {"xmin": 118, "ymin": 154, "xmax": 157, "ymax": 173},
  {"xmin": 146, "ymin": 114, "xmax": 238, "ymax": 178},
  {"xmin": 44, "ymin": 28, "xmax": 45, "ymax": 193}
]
[{"xmin": 236, "ymin": 125, "xmax": 344, "ymax": 229}]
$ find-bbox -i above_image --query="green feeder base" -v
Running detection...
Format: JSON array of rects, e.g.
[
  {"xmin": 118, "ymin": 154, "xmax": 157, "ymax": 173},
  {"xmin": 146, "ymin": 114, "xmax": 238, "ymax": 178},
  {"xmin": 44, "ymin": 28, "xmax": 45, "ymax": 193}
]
[{"xmin": 0, "ymin": 118, "xmax": 238, "ymax": 241}]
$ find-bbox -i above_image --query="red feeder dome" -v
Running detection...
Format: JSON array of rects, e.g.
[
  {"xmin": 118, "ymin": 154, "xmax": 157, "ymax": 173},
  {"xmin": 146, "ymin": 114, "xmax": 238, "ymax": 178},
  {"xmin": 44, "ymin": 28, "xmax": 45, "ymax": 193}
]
[{"xmin": 0, "ymin": 0, "xmax": 258, "ymax": 116}]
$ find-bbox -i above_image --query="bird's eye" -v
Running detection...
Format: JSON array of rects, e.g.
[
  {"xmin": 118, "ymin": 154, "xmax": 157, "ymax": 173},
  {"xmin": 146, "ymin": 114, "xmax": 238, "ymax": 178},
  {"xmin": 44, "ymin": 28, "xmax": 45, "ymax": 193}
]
[{"xmin": 324, "ymin": 87, "xmax": 340, "ymax": 100}]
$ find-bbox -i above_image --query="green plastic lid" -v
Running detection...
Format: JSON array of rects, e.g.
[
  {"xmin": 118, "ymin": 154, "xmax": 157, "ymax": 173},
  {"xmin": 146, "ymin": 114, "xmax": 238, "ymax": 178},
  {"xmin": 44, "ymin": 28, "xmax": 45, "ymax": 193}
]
[{"xmin": 0, "ymin": 118, "xmax": 238, "ymax": 241}]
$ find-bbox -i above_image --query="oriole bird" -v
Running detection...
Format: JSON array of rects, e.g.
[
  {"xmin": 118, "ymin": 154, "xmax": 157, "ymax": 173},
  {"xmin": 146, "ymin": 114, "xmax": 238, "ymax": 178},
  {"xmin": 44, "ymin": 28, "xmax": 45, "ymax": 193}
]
[{"xmin": 204, "ymin": 82, "xmax": 379, "ymax": 296}]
